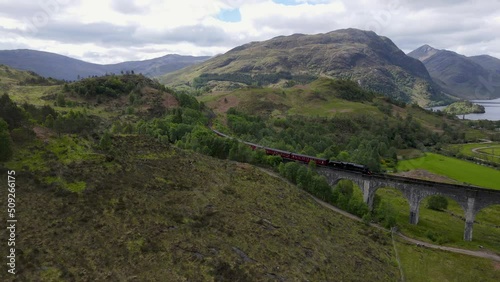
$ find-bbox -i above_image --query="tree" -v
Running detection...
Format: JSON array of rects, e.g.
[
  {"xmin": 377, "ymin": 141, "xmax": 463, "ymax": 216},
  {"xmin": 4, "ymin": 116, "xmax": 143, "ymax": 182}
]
[
  {"xmin": 99, "ymin": 131, "xmax": 113, "ymax": 150},
  {"xmin": 45, "ymin": 114, "xmax": 55, "ymax": 128},
  {"xmin": 56, "ymin": 93, "xmax": 66, "ymax": 107},
  {"xmin": 426, "ymin": 195, "xmax": 448, "ymax": 211},
  {"xmin": 0, "ymin": 118, "xmax": 13, "ymax": 161},
  {"xmin": 375, "ymin": 200, "xmax": 397, "ymax": 228},
  {"xmin": 0, "ymin": 93, "xmax": 26, "ymax": 129}
]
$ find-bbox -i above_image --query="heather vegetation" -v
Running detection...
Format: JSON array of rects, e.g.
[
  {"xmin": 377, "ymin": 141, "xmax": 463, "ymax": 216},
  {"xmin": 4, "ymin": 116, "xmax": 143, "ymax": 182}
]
[
  {"xmin": 2, "ymin": 67, "xmax": 500, "ymax": 280},
  {"xmin": 0, "ymin": 71, "xmax": 404, "ymax": 281}
]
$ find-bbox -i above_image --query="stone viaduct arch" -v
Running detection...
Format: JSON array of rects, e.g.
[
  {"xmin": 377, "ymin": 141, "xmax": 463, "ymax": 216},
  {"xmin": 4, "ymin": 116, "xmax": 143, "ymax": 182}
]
[{"xmin": 316, "ymin": 167, "xmax": 500, "ymax": 241}]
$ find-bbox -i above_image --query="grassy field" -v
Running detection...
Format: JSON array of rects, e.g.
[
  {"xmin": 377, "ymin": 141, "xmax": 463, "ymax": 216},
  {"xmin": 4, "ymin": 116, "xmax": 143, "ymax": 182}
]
[
  {"xmin": 199, "ymin": 87, "xmax": 384, "ymax": 119},
  {"xmin": 377, "ymin": 188, "xmax": 500, "ymax": 254},
  {"xmin": 396, "ymin": 238, "xmax": 500, "ymax": 282},
  {"xmin": 7, "ymin": 84, "xmax": 120, "ymax": 119},
  {"xmin": 446, "ymin": 142, "xmax": 500, "ymax": 165},
  {"xmin": 478, "ymin": 146, "xmax": 500, "ymax": 156},
  {"xmin": 397, "ymin": 152, "xmax": 500, "ymax": 189},
  {"xmin": 377, "ymin": 152, "xmax": 500, "ymax": 255}
]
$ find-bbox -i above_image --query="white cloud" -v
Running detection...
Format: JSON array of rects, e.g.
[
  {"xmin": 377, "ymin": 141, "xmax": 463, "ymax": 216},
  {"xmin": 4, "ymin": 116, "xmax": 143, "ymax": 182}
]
[{"xmin": 0, "ymin": 0, "xmax": 499, "ymax": 63}]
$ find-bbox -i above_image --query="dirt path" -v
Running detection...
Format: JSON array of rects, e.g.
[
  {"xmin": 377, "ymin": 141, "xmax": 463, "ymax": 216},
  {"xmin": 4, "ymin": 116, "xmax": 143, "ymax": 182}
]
[
  {"xmin": 257, "ymin": 167, "xmax": 500, "ymax": 262},
  {"xmin": 472, "ymin": 145, "xmax": 500, "ymax": 159},
  {"xmin": 314, "ymin": 194, "xmax": 500, "ymax": 262}
]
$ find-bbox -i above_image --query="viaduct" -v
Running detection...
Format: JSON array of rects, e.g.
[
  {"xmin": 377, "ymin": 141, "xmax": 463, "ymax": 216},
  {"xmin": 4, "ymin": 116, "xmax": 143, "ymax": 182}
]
[{"xmin": 316, "ymin": 168, "xmax": 500, "ymax": 241}]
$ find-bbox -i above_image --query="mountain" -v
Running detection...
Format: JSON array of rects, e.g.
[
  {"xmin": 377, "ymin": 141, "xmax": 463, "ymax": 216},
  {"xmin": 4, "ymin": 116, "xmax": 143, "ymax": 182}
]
[
  {"xmin": 161, "ymin": 28, "xmax": 447, "ymax": 106},
  {"xmin": 469, "ymin": 55, "xmax": 500, "ymax": 73},
  {"xmin": 0, "ymin": 49, "xmax": 210, "ymax": 81},
  {"xmin": 408, "ymin": 45, "xmax": 500, "ymax": 100}
]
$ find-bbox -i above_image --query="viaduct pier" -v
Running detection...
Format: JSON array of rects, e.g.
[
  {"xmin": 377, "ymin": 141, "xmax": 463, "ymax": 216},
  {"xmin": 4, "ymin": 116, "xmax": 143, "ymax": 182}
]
[{"xmin": 316, "ymin": 168, "xmax": 500, "ymax": 241}]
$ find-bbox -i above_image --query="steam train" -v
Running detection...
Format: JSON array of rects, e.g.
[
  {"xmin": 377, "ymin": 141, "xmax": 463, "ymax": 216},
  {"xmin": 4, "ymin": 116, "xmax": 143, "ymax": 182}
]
[{"xmin": 212, "ymin": 128, "xmax": 371, "ymax": 174}]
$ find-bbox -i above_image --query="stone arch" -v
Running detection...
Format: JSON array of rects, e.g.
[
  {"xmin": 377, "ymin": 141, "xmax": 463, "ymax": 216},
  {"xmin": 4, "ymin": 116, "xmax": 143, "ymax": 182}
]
[
  {"xmin": 370, "ymin": 185, "xmax": 411, "ymax": 224},
  {"xmin": 474, "ymin": 201, "xmax": 500, "ymax": 215},
  {"xmin": 418, "ymin": 193, "xmax": 466, "ymax": 214},
  {"xmin": 316, "ymin": 169, "xmax": 366, "ymax": 197},
  {"xmin": 335, "ymin": 177, "xmax": 364, "ymax": 192},
  {"xmin": 418, "ymin": 194, "xmax": 469, "ymax": 242},
  {"xmin": 472, "ymin": 203, "xmax": 500, "ymax": 245},
  {"xmin": 328, "ymin": 176, "xmax": 363, "ymax": 188}
]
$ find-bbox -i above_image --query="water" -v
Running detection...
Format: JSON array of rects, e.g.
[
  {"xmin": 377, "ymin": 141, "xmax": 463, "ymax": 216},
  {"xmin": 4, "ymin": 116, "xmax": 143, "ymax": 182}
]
[{"xmin": 430, "ymin": 98, "xmax": 500, "ymax": 121}]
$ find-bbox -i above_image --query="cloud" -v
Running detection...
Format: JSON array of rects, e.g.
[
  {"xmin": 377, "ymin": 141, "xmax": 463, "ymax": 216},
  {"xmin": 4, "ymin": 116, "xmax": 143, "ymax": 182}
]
[
  {"xmin": 110, "ymin": 0, "xmax": 149, "ymax": 14},
  {"xmin": 0, "ymin": 0, "xmax": 499, "ymax": 63}
]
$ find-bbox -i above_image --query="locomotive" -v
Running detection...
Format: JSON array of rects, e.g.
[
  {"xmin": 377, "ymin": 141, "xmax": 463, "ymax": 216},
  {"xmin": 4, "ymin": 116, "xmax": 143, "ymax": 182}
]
[{"xmin": 211, "ymin": 128, "xmax": 371, "ymax": 174}]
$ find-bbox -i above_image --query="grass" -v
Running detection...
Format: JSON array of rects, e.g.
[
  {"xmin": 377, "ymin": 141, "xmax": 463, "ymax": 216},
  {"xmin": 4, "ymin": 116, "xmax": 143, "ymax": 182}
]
[
  {"xmin": 446, "ymin": 142, "xmax": 500, "ymax": 165},
  {"xmin": 478, "ymin": 146, "xmax": 500, "ymax": 156},
  {"xmin": 288, "ymin": 96, "xmax": 380, "ymax": 117},
  {"xmin": 200, "ymin": 86, "xmax": 384, "ymax": 119},
  {"xmin": 66, "ymin": 181, "xmax": 87, "ymax": 193},
  {"xmin": 396, "ymin": 238, "xmax": 500, "ymax": 282},
  {"xmin": 46, "ymin": 135, "xmax": 103, "ymax": 164},
  {"xmin": 2, "ymin": 135, "xmax": 402, "ymax": 281},
  {"xmin": 376, "ymin": 188, "xmax": 500, "ymax": 254},
  {"xmin": 377, "ymin": 152, "xmax": 500, "ymax": 254},
  {"xmin": 8, "ymin": 85, "xmax": 59, "ymax": 106},
  {"xmin": 7, "ymin": 84, "xmax": 120, "ymax": 119},
  {"xmin": 397, "ymin": 152, "xmax": 500, "ymax": 189},
  {"xmin": 390, "ymin": 153, "xmax": 500, "ymax": 253}
]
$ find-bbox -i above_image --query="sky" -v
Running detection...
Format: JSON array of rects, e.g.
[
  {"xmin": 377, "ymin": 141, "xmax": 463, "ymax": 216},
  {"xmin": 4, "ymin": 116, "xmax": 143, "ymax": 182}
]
[{"xmin": 0, "ymin": 0, "xmax": 499, "ymax": 64}]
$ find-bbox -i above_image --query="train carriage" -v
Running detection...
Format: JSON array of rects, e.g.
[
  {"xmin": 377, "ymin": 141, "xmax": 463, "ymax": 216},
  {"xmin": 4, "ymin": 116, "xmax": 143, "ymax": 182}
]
[
  {"xmin": 210, "ymin": 127, "xmax": 371, "ymax": 174},
  {"xmin": 265, "ymin": 148, "xmax": 291, "ymax": 159},
  {"xmin": 289, "ymin": 153, "xmax": 329, "ymax": 166}
]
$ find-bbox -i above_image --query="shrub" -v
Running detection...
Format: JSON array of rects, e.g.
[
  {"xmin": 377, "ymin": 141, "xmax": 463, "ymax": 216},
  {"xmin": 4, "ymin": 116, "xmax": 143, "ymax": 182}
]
[{"xmin": 426, "ymin": 195, "xmax": 448, "ymax": 211}]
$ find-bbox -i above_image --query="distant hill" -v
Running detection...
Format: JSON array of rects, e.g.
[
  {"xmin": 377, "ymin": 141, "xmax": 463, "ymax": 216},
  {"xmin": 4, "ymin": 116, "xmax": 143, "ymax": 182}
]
[
  {"xmin": 408, "ymin": 45, "xmax": 500, "ymax": 100},
  {"xmin": 0, "ymin": 64, "xmax": 62, "ymax": 91},
  {"xmin": 0, "ymin": 49, "xmax": 210, "ymax": 81},
  {"xmin": 469, "ymin": 55, "xmax": 500, "ymax": 73},
  {"xmin": 161, "ymin": 28, "xmax": 448, "ymax": 106}
]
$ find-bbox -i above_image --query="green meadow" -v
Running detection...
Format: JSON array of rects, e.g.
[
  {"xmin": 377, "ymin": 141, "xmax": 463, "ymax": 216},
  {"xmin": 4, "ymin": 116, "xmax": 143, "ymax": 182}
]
[
  {"xmin": 396, "ymin": 239, "xmax": 500, "ymax": 282},
  {"xmin": 446, "ymin": 142, "xmax": 500, "ymax": 165},
  {"xmin": 377, "ymin": 187, "xmax": 500, "ymax": 254},
  {"xmin": 373, "ymin": 152, "xmax": 500, "ymax": 254},
  {"xmin": 397, "ymin": 152, "xmax": 500, "ymax": 189}
]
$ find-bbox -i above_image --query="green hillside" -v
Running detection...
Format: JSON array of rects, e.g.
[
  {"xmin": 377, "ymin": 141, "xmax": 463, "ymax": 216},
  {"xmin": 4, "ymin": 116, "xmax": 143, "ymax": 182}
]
[
  {"xmin": 0, "ymin": 64, "xmax": 61, "ymax": 90},
  {"xmin": 3, "ymin": 135, "xmax": 401, "ymax": 281},
  {"xmin": 161, "ymin": 29, "xmax": 449, "ymax": 106},
  {"xmin": 397, "ymin": 153, "xmax": 500, "ymax": 189},
  {"xmin": 1, "ymin": 70, "xmax": 401, "ymax": 280},
  {"xmin": 2, "ymin": 67, "xmax": 500, "ymax": 280}
]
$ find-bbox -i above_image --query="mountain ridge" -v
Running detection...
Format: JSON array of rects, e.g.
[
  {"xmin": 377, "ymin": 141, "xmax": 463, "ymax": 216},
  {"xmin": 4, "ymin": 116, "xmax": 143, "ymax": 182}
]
[
  {"xmin": 0, "ymin": 49, "xmax": 210, "ymax": 81},
  {"xmin": 161, "ymin": 28, "xmax": 447, "ymax": 106},
  {"xmin": 408, "ymin": 45, "xmax": 500, "ymax": 100}
]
